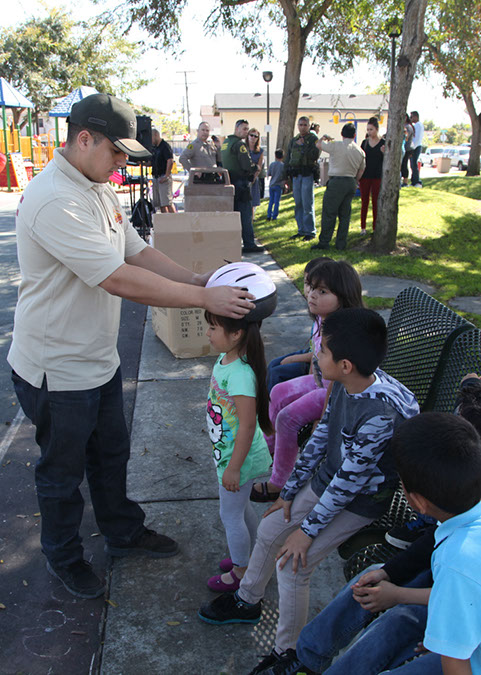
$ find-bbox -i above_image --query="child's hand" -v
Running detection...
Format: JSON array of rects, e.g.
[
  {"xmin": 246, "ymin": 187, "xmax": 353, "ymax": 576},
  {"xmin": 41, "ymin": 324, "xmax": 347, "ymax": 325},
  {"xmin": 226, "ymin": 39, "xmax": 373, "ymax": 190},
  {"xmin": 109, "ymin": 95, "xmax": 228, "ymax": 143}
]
[
  {"xmin": 263, "ymin": 497, "xmax": 292, "ymax": 522},
  {"xmin": 414, "ymin": 642, "xmax": 430, "ymax": 654},
  {"xmin": 276, "ymin": 528, "xmax": 313, "ymax": 573},
  {"xmin": 352, "ymin": 579, "xmax": 401, "ymax": 613},
  {"xmin": 222, "ymin": 466, "xmax": 240, "ymax": 492},
  {"xmin": 354, "ymin": 567, "xmax": 390, "ymax": 589}
]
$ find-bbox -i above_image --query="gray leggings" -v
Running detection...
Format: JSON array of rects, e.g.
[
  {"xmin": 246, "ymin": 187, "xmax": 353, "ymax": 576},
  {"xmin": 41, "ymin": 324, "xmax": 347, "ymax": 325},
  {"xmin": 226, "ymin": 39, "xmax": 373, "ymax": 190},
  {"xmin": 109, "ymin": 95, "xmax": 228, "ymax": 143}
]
[{"xmin": 219, "ymin": 479, "xmax": 258, "ymax": 567}]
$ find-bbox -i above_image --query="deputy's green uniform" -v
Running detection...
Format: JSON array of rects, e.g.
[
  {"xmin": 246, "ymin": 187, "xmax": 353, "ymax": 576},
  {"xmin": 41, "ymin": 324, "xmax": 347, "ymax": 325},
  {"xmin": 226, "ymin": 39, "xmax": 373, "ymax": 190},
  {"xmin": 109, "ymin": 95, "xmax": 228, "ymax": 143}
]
[
  {"xmin": 179, "ymin": 138, "xmax": 220, "ymax": 171},
  {"xmin": 221, "ymin": 135, "xmax": 257, "ymax": 249},
  {"xmin": 285, "ymin": 131, "xmax": 320, "ymax": 177},
  {"xmin": 285, "ymin": 131, "xmax": 320, "ymax": 238},
  {"xmin": 221, "ymin": 135, "xmax": 256, "ymax": 181}
]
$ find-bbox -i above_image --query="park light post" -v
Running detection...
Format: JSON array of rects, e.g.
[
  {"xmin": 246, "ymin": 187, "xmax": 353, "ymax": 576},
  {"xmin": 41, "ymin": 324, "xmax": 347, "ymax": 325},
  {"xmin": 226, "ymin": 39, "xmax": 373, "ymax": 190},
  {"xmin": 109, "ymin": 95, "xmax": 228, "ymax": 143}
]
[{"xmin": 262, "ymin": 71, "xmax": 273, "ymax": 166}]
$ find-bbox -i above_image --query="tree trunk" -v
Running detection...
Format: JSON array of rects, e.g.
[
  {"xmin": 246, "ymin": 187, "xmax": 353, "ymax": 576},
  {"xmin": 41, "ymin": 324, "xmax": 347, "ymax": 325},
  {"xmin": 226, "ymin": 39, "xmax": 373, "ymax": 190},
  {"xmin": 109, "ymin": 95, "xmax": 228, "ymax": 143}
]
[
  {"xmin": 275, "ymin": 9, "xmax": 308, "ymax": 157},
  {"xmin": 372, "ymin": 0, "xmax": 428, "ymax": 253},
  {"xmin": 463, "ymin": 92, "xmax": 481, "ymax": 177},
  {"xmin": 12, "ymin": 108, "xmax": 29, "ymax": 130}
]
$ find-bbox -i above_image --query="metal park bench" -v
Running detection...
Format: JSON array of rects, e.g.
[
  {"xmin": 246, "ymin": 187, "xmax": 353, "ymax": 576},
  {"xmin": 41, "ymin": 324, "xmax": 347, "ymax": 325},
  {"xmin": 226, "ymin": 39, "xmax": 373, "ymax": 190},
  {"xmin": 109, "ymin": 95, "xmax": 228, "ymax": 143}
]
[{"xmin": 341, "ymin": 288, "xmax": 481, "ymax": 579}]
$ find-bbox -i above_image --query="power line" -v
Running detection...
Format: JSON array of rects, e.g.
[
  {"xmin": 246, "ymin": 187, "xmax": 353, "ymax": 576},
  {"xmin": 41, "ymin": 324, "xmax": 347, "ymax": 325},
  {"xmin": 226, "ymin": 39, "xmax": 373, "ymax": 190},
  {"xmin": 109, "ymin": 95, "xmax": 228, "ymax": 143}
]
[{"xmin": 176, "ymin": 70, "xmax": 195, "ymax": 135}]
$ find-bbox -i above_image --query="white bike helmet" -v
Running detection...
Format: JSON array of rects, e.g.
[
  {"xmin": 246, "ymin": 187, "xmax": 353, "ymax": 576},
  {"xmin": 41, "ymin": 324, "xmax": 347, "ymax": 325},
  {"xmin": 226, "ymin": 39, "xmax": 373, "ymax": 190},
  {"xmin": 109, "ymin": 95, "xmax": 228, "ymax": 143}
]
[{"xmin": 206, "ymin": 262, "xmax": 277, "ymax": 322}]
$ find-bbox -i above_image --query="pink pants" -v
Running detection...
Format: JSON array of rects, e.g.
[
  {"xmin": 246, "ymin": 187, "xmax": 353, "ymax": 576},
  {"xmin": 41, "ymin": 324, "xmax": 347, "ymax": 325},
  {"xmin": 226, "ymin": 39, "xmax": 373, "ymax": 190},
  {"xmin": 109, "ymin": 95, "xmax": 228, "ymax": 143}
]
[{"xmin": 265, "ymin": 375, "xmax": 327, "ymax": 489}]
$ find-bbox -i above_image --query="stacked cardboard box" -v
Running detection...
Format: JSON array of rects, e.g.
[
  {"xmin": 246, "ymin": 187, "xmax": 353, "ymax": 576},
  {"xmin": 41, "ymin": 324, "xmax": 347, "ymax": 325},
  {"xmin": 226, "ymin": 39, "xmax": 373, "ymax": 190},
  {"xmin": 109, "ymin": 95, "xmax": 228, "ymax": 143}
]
[
  {"xmin": 151, "ymin": 212, "xmax": 242, "ymax": 358},
  {"xmin": 184, "ymin": 168, "xmax": 235, "ymax": 212}
]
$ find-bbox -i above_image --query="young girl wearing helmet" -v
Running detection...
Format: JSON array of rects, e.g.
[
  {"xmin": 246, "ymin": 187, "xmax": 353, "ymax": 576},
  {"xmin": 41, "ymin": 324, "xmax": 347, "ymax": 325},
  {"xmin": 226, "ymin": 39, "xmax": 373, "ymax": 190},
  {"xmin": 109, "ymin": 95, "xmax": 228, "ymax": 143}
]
[{"xmin": 204, "ymin": 263, "xmax": 276, "ymax": 592}]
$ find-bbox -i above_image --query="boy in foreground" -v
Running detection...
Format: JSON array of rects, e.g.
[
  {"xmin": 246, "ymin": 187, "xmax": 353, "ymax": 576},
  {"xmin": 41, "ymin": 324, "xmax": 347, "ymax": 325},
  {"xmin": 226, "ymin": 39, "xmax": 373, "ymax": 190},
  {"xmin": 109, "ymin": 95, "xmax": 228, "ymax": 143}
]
[
  {"xmin": 198, "ymin": 308, "xmax": 419, "ymax": 674},
  {"xmin": 392, "ymin": 412, "xmax": 481, "ymax": 674}
]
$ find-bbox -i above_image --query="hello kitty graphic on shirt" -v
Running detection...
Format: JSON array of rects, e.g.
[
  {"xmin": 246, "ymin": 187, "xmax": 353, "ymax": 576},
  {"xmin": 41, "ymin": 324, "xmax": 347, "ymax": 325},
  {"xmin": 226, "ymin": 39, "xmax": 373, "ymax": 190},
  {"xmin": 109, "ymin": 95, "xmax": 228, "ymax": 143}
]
[{"xmin": 207, "ymin": 399, "xmax": 223, "ymax": 464}]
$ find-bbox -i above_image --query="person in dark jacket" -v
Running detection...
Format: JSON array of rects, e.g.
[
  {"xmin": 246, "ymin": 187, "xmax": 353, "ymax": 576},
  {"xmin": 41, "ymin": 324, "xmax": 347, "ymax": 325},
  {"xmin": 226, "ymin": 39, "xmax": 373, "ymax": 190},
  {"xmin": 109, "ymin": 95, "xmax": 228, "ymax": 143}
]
[
  {"xmin": 221, "ymin": 120, "xmax": 264, "ymax": 254},
  {"xmin": 285, "ymin": 117, "xmax": 320, "ymax": 241}
]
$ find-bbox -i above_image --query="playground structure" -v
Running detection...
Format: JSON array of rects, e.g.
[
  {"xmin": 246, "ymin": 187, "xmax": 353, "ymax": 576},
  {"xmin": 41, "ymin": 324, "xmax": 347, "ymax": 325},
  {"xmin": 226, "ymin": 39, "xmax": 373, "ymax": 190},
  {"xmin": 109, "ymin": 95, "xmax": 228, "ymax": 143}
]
[
  {"xmin": 0, "ymin": 84, "xmax": 99, "ymax": 190},
  {"xmin": 0, "ymin": 78, "xmax": 36, "ymax": 190},
  {"xmin": 0, "ymin": 128, "xmax": 56, "ymax": 170}
]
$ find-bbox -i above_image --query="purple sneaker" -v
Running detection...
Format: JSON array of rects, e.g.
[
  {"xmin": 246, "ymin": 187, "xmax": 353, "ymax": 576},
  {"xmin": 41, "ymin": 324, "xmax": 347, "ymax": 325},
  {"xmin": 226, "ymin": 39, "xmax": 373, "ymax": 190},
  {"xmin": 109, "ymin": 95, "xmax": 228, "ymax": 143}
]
[{"xmin": 207, "ymin": 570, "xmax": 241, "ymax": 593}]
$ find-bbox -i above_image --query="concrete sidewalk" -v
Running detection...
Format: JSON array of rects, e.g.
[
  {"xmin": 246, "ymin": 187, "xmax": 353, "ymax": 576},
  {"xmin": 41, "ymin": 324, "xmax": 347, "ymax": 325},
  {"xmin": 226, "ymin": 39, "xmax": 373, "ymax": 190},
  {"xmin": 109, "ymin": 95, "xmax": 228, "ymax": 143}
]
[{"xmin": 99, "ymin": 253, "xmax": 437, "ymax": 675}]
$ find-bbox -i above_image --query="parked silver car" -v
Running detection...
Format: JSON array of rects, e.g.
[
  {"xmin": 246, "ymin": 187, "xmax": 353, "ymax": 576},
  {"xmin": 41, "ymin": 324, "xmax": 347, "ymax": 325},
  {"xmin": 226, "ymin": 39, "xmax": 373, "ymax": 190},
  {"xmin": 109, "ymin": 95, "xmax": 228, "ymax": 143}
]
[{"xmin": 450, "ymin": 147, "xmax": 471, "ymax": 171}]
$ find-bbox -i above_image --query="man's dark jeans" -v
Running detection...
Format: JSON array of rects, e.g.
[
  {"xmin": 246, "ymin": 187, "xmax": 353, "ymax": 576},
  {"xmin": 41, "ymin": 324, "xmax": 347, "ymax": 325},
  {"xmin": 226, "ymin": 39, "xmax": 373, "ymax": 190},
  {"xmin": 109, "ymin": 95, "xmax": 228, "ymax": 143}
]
[
  {"xmin": 12, "ymin": 368, "xmax": 145, "ymax": 567},
  {"xmin": 410, "ymin": 146, "xmax": 422, "ymax": 185},
  {"xmin": 233, "ymin": 178, "xmax": 255, "ymax": 248}
]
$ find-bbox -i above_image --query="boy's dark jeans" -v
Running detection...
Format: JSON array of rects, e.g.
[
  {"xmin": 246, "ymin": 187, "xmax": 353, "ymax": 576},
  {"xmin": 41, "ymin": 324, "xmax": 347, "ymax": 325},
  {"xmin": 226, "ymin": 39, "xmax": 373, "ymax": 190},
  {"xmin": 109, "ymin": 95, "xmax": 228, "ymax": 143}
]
[
  {"xmin": 297, "ymin": 567, "xmax": 433, "ymax": 673},
  {"xmin": 12, "ymin": 368, "xmax": 145, "ymax": 567}
]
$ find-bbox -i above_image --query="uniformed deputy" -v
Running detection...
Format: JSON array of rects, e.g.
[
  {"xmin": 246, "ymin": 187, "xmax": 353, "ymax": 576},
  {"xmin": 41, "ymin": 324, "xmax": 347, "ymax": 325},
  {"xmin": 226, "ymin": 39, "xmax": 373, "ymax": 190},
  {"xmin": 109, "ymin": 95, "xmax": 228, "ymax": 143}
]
[
  {"xmin": 221, "ymin": 119, "xmax": 264, "ymax": 254},
  {"xmin": 285, "ymin": 116, "xmax": 320, "ymax": 241},
  {"xmin": 179, "ymin": 122, "xmax": 221, "ymax": 172}
]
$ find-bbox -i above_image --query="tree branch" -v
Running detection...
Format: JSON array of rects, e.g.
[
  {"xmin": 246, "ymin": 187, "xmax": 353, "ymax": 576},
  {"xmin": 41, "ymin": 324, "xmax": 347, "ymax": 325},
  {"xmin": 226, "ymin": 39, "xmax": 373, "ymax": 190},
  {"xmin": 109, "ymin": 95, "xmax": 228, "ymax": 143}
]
[
  {"xmin": 221, "ymin": 0, "xmax": 259, "ymax": 5},
  {"xmin": 278, "ymin": 0, "xmax": 298, "ymax": 23}
]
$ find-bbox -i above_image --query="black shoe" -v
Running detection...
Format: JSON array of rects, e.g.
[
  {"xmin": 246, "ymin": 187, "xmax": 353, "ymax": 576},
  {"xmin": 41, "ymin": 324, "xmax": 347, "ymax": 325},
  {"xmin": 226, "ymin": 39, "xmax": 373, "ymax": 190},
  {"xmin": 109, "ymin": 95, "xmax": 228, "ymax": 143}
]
[
  {"xmin": 303, "ymin": 235, "xmax": 315, "ymax": 241},
  {"xmin": 198, "ymin": 591, "xmax": 262, "ymax": 625},
  {"xmin": 247, "ymin": 649, "xmax": 283, "ymax": 674},
  {"xmin": 288, "ymin": 233, "xmax": 303, "ymax": 240},
  {"xmin": 266, "ymin": 217, "xmax": 272, "ymax": 221},
  {"xmin": 263, "ymin": 649, "xmax": 314, "ymax": 674},
  {"xmin": 385, "ymin": 517, "xmax": 431, "ymax": 550},
  {"xmin": 310, "ymin": 242, "xmax": 329, "ymax": 250},
  {"xmin": 105, "ymin": 527, "xmax": 179, "ymax": 558},
  {"xmin": 47, "ymin": 560, "xmax": 105, "ymax": 599},
  {"xmin": 242, "ymin": 244, "xmax": 265, "ymax": 253}
]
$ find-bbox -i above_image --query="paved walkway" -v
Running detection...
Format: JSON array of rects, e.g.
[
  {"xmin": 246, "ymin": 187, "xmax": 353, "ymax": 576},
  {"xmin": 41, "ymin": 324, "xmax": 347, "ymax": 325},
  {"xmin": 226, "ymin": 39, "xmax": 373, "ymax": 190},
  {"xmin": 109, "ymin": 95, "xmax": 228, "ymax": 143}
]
[{"xmin": 99, "ymin": 252, "xmax": 436, "ymax": 675}]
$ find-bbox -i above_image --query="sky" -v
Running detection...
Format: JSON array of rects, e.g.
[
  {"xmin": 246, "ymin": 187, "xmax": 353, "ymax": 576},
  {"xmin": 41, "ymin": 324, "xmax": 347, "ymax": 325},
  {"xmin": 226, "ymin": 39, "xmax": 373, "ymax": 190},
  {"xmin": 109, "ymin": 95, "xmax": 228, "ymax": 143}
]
[{"xmin": 2, "ymin": 0, "xmax": 471, "ymax": 131}]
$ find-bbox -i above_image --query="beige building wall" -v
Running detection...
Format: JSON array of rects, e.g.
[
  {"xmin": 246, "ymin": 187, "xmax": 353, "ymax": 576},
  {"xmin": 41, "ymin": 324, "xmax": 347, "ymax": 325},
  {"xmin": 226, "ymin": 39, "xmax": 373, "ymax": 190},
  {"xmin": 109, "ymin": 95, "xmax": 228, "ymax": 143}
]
[{"xmin": 217, "ymin": 108, "xmax": 388, "ymax": 165}]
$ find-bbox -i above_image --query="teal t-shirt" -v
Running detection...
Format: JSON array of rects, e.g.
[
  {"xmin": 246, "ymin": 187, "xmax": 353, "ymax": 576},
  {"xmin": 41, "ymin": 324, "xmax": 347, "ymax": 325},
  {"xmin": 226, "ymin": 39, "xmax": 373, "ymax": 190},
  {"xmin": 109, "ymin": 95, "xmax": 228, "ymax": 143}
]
[{"xmin": 206, "ymin": 355, "xmax": 272, "ymax": 485}]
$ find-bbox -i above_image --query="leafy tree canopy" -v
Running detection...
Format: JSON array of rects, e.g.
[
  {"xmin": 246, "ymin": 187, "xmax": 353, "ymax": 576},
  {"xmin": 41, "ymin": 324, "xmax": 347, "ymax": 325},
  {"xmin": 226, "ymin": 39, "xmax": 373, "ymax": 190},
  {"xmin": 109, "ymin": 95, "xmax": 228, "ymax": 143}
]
[
  {"xmin": 424, "ymin": 0, "xmax": 481, "ymax": 101},
  {"xmin": 109, "ymin": 0, "xmax": 406, "ymax": 152},
  {"xmin": 0, "ymin": 8, "xmax": 150, "ymax": 114},
  {"xmin": 111, "ymin": 0, "xmax": 405, "ymax": 74}
]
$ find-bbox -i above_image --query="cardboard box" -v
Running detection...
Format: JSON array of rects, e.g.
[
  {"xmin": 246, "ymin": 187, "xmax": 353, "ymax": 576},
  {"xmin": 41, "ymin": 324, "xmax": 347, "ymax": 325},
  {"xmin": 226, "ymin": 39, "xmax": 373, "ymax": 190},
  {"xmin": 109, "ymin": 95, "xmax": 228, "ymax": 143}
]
[
  {"xmin": 151, "ymin": 212, "xmax": 242, "ymax": 358},
  {"xmin": 184, "ymin": 168, "xmax": 234, "ymax": 212}
]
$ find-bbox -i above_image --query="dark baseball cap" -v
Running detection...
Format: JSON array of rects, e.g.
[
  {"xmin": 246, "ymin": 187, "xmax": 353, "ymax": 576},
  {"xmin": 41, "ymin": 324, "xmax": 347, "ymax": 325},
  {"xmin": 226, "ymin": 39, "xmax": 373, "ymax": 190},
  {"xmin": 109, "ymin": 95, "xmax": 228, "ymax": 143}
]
[{"xmin": 68, "ymin": 93, "xmax": 151, "ymax": 159}]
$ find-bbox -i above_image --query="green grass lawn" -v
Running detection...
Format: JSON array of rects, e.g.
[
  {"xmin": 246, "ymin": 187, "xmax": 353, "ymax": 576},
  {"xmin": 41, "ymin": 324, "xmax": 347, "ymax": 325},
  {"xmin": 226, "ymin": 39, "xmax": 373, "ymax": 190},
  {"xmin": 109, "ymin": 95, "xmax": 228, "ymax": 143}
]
[
  {"xmin": 423, "ymin": 175, "xmax": 481, "ymax": 200},
  {"xmin": 256, "ymin": 177, "xmax": 481, "ymax": 320}
]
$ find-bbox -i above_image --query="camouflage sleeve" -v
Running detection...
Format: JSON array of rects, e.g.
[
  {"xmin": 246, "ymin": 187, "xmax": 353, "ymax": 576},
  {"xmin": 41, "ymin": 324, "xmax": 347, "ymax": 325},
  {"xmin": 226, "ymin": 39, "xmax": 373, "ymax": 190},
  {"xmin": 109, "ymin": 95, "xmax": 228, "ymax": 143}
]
[
  {"xmin": 300, "ymin": 415, "xmax": 395, "ymax": 538},
  {"xmin": 179, "ymin": 143, "xmax": 194, "ymax": 171},
  {"xmin": 280, "ymin": 401, "xmax": 331, "ymax": 501}
]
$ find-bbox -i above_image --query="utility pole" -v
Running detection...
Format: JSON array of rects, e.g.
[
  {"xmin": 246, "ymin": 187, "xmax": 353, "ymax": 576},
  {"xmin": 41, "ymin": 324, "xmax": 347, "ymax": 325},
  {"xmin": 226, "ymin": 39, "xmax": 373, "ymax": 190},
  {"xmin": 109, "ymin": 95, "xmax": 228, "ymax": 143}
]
[{"xmin": 176, "ymin": 70, "xmax": 195, "ymax": 136}]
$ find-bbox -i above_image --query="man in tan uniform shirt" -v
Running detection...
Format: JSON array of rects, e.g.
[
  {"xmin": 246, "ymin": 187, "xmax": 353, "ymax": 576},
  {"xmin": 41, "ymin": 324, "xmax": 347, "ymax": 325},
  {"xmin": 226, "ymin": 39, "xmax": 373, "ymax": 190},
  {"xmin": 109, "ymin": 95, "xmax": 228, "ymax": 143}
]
[
  {"xmin": 311, "ymin": 123, "xmax": 365, "ymax": 251},
  {"xmin": 179, "ymin": 122, "xmax": 221, "ymax": 172},
  {"xmin": 8, "ymin": 94, "xmax": 254, "ymax": 600}
]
